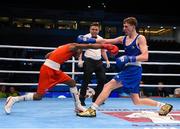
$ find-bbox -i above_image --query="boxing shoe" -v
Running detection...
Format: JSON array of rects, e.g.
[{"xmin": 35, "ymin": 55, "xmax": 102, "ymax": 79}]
[
  {"xmin": 158, "ymin": 103, "xmax": 173, "ymax": 116},
  {"xmin": 77, "ymin": 107, "xmax": 96, "ymax": 117},
  {"xmin": 4, "ymin": 96, "xmax": 16, "ymax": 114}
]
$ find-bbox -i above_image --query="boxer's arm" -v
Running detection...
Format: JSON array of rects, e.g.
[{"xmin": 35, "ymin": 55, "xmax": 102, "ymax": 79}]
[
  {"xmin": 76, "ymin": 35, "xmax": 123, "ymax": 45},
  {"xmin": 72, "ymin": 43, "xmax": 119, "ymax": 56},
  {"xmin": 136, "ymin": 35, "xmax": 149, "ymax": 62},
  {"xmin": 96, "ymin": 36, "xmax": 123, "ymax": 45}
]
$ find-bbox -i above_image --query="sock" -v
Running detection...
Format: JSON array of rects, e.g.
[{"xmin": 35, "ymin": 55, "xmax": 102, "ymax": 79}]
[
  {"xmin": 91, "ymin": 103, "xmax": 99, "ymax": 110},
  {"xmin": 70, "ymin": 87, "xmax": 81, "ymax": 107},
  {"xmin": 157, "ymin": 102, "xmax": 166, "ymax": 108},
  {"xmin": 13, "ymin": 93, "xmax": 34, "ymax": 102}
]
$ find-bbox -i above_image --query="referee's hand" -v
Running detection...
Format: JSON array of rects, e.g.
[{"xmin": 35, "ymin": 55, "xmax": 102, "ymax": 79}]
[
  {"xmin": 106, "ymin": 60, "xmax": 110, "ymax": 68},
  {"xmin": 78, "ymin": 60, "xmax": 84, "ymax": 68}
]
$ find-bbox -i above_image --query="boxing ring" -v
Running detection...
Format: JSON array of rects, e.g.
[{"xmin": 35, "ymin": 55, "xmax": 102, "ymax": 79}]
[{"xmin": 0, "ymin": 44, "xmax": 180, "ymax": 129}]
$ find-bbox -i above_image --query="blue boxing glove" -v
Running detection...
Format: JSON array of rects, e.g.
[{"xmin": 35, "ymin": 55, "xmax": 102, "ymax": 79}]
[
  {"xmin": 76, "ymin": 35, "xmax": 96, "ymax": 43},
  {"xmin": 116, "ymin": 55, "xmax": 136, "ymax": 71}
]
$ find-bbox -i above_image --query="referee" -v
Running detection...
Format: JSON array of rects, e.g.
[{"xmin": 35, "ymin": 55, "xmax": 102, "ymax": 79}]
[{"xmin": 78, "ymin": 22, "xmax": 110, "ymax": 106}]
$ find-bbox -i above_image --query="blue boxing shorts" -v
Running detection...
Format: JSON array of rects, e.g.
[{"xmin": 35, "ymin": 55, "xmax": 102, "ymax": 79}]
[{"xmin": 113, "ymin": 65, "xmax": 142, "ymax": 94}]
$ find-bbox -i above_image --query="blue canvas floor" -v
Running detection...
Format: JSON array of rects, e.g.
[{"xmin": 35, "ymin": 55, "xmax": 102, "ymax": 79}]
[{"xmin": 0, "ymin": 97, "xmax": 180, "ymax": 129}]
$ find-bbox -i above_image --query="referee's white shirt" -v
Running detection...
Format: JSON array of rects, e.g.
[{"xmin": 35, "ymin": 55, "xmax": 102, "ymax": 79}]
[{"xmin": 84, "ymin": 33, "xmax": 103, "ymax": 60}]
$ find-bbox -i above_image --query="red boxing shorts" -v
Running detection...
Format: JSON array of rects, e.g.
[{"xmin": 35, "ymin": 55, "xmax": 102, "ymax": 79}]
[{"xmin": 37, "ymin": 65, "xmax": 71, "ymax": 95}]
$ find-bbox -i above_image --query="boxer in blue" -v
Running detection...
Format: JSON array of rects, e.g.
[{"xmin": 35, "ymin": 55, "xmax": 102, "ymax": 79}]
[{"xmin": 76, "ymin": 17, "xmax": 173, "ymax": 117}]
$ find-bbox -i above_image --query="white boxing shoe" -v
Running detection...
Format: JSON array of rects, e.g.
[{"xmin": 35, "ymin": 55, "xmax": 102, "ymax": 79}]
[
  {"xmin": 4, "ymin": 96, "xmax": 16, "ymax": 114},
  {"xmin": 75, "ymin": 105, "xmax": 87, "ymax": 114}
]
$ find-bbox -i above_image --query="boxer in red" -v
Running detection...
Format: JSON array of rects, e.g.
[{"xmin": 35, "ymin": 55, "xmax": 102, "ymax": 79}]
[{"xmin": 4, "ymin": 43, "xmax": 119, "ymax": 115}]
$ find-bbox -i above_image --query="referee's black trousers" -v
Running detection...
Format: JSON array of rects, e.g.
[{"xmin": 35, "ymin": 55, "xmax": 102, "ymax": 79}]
[{"xmin": 79, "ymin": 58, "xmax": 106, "ymax": 103}]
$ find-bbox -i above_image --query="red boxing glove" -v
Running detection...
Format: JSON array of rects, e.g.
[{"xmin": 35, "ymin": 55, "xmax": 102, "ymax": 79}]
[
  {"xmin": 109, "ymin": 45, "xmax": 119, "ymax": 56},
  {"xmin": 102, "ymin": 44, "xmax": 114, "ymax": 51},
  {"xmin": 102, "ymin": 44, "xmax": 119, "ymax": 56}
]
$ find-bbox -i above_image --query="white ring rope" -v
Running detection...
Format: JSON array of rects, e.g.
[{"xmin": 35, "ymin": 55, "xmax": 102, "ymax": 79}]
[
  {"xmin": 0, "ymin": 82, "xmax": 179, "ymax": 88},
  {"xmin": 1, "ymin": 44, "xmax": 180, "ymax": 54},
  {"xmin": 0, "ymin": 57, "xmax": 45, "ymax": 62},
  {"xmin": 0, "ymin": 45, "xmax": 179, "ymax": 88},
  {"xmin": 0, "ymin": 57, "xmax": 75, "ymax": 63},
  {"xmin": 0, "ymin": 70, "xmax": 180, "ymax": 77},
  {"xmin": 0, "ymin": 57, "xmax": 180, "ymax": 65},
  {"xmin": 0, "ymin": 45, "xmax": 55, "ymax": 50}
]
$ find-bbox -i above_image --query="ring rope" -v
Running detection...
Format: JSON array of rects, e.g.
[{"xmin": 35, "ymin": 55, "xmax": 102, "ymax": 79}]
[
  {"xmin": 1, "ymin": 45, "xmax": 180, "ymax": 54},
  {"xmin": 0, "ymin": 57, "xmax": 74, "ymax": 63},
  {"xmin": 0, "ymin": 57, "xmax": 180, "ymax": 65},
  {"xmin": 0, "ymin": 70, "xmax": 180, "ymax": 76},
  {"xmin": 0, "ymin": 82, "xmax": 179, "ymax": 88},
  {"xmin": 0, "ymin": 45, "xmax": 55, "ymax": 50},
  {"xmin": 1, "ymin": 45, "xmax": 179, "ymax": 88}
]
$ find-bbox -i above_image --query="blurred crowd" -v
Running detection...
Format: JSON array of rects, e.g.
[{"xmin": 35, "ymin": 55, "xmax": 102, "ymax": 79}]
[{"xmin": 0, "ymin": 85, "xmax": 20, "ymax": 98}]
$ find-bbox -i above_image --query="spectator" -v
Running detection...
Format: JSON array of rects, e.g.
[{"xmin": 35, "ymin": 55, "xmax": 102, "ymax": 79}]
[
  {"xmin": 8, "ymin": 87, "xmax": 20, "ymax": 97},
  {"xmin": 157, "ymin": 82, "xmax": 165, "ymax": 97},
  {"xmin": 157, "ymin": 82, "xmax": 171, "ymax": 97},
  {"xmin": 0, "ymin": 85, "xmax": 7, "ymax": 98}
]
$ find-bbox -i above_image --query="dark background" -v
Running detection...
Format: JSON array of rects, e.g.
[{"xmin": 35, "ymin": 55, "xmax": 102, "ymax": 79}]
[
  {"xmin": 0, "ymin": 0, "xmax": 179, "ymax": 96},
  {"xmin": 0, "ymin": 0, "xmax": 179, "ymax": 23}
]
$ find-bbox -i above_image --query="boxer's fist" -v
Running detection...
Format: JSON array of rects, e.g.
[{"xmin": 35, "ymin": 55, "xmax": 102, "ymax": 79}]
[{"xmin": 76, "ymin": 35, "xmax": 96, "ymax": 43}]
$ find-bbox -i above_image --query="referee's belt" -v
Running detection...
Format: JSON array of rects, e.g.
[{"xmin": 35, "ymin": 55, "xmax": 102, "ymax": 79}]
[{"xmin": 44, "ymin": 59, "xmax": 60, "ymax": 71}]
